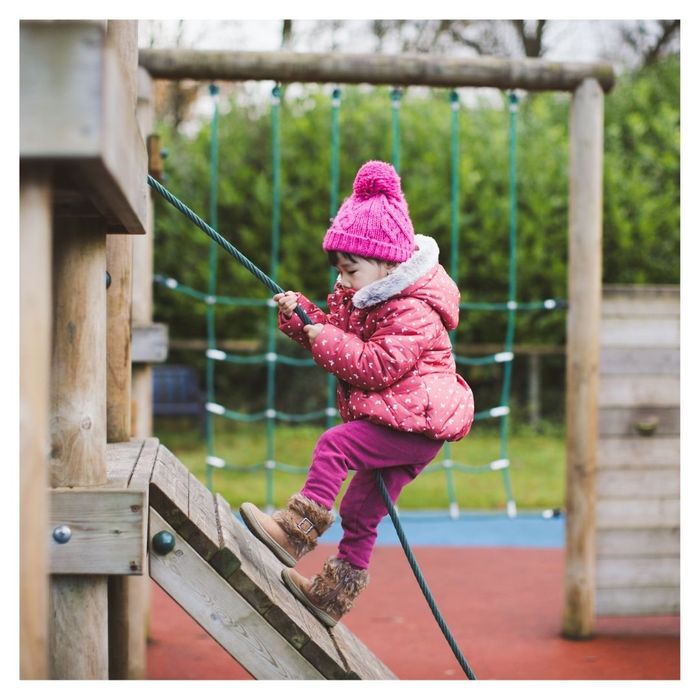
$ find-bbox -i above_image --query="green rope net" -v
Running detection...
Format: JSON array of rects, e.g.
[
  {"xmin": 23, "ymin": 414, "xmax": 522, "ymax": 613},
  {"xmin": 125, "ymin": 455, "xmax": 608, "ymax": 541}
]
[{"xmin": 154, "ymin": 84, "xmax": 565, "ymax": 517}]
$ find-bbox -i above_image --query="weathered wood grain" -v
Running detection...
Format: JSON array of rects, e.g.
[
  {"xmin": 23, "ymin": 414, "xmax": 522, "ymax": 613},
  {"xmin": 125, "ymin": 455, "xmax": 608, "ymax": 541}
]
[
  {"xmin": 600, "ymin": 348, "xmax": 679, "ymax": 376},
  {"xmin": 599, "ymin": 375, "xmax": 679, "ymax": 408},
  {"xmin": 20, "ymin": 21, "xmax": 147, "ymax": 234},
  {"xmin": 562, "ymin": 78, "xmax": 603, "ymax": 639},
  {"xmin": 596, "ymin": 468, "xmax": 679, "ymax": 499},
  {"xmin": 149, "ymin": 509, "xmax": 324, "ymax": 680},
  {"xmin": 598, "ymin": 407, "xmax": 679, "ymax": 437},
  {"xmin": 596, "ymin": 556, "xmax": 679, "ymax": 588},
  {"xmin": 50, "ymin": 489, "xmax": 146, "ymax": 575},
  {"xmin": 183, "ymin": 473, "xmax": 220, "ymax": 561},
  {"xmin": 331, "ymin": 623, "xmax": 398, "ymax": 680},
  {"xmin": 600, "ymin": 317, "xmax": 679, "ymax": 348},
  {"xmin": 596, "ymin": 498, "xmax": 679, "ymax": 529},
  {"xmin": 596, "ymin": 586, "xmax": 680, "ymax": 616},
  {"xmin": 597, "ymin": 437, "xmax": 679, "ymax": 469},
  {"xmin": 149, "ymin": 445, "xmax": 189, "ymax": 530},
  {"xmin": 20, "ymin": 165, "xmax": 51, "ymax": 679},
  {"xmin": 139, "ymin": 48, "xmax": 615, "ymax": 92},
  {"xmin": 596, "ymin": 528, "xmax": 679, "ymax": 558}
]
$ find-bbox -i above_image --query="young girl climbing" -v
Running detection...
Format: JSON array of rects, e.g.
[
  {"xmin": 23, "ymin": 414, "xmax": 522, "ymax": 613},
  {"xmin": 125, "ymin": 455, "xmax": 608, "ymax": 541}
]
[{"xmin": 240, "ymin": 160, "xmax": 474, "ymax": 627}]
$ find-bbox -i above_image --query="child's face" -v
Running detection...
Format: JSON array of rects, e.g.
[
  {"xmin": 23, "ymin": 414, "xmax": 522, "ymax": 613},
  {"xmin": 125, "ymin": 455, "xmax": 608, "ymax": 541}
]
[{"xmin": 334, "ymin": 253, "xmax": 395, "ymax": 291}]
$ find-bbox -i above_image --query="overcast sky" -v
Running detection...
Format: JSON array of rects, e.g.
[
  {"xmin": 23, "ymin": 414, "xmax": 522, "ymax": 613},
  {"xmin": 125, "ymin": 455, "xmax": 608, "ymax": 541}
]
[{"xmin": 137, "ymin": 19, "xmax": 634, "ymax": 65}]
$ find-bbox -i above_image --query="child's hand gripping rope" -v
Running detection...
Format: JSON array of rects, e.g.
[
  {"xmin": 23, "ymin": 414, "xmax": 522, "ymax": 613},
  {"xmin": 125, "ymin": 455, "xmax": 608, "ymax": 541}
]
[{"xmin": 273, "ymin": 292, "xmax": 324, "ymax": 343}]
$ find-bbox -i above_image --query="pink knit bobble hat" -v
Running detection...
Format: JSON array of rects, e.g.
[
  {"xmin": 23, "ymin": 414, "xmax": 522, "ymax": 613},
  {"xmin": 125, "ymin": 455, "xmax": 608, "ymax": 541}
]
[{"xmin": 323, "ymin": 160, "xmax": 415, "ymax": 263}]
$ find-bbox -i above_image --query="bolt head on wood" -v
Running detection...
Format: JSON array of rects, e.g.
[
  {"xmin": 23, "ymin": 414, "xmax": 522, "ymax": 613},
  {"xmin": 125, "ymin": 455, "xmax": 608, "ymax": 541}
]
[
  {"xmin": 52, "ymin": 525, "xmax": 72, "ymax": 544},
  {"xmin": 152, "ymin": 530, "xmax": 175, "ymax": 555}
]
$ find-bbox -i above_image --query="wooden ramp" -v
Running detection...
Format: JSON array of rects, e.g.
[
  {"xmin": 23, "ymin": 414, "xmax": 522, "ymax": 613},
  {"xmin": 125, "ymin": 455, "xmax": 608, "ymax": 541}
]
[{"xmin": 107, "ymin": 438, "xmax": 397, "ymax": 680}]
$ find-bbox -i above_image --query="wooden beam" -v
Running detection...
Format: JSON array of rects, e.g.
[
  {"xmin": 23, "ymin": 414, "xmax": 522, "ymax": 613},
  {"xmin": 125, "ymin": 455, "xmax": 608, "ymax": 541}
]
[
  {"xmin": 20, "ymin": 21, "xmax": 148, "ymax": 234},
  {"xmin": 50, "ymin": 489, "xmax": 146, "ymax": 575},
  {"xmin": 562, "ymin": 78, "xmax": 604, "ymax": 640},
  {"xmin": 132, "ymin": 323, "xmax": 168, "ymax": 363},
  {"xmin": 148, "ymin": 508, "xmax": 325, "ymax": 680},
  {"xmin": 20, "ymin": 164, "xmax": 52, "ymax": 679},
  {"xmin": 139, "ymin": 48, "xmax": 615, "ymax": 93},
  {"xmin": 49, "ymin": 218, "xmax": 109, "ymax": 678}
]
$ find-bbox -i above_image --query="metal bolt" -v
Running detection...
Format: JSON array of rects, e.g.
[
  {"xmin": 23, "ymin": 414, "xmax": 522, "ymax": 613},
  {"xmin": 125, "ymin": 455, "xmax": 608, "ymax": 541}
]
[
  {"xmin": 152, "ymin": 530, "xmax": 176, "ymax": 555},
  {"xmin": 53, "ymin": 525, "xmax": 72, "ymax": 544}
]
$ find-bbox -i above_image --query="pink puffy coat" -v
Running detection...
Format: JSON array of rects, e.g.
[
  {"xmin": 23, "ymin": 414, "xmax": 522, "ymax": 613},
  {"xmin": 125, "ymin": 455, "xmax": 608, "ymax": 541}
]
[{"xmin": 279, "ymin": 235, "xmax": 474, "ymax": 442}]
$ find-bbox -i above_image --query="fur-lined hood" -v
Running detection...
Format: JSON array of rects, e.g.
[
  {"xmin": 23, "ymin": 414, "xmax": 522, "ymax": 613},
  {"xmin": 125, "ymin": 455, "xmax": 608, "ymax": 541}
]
[{"xmin": 351, "ymin": 234, "xmax": 459, "ymax": 331}]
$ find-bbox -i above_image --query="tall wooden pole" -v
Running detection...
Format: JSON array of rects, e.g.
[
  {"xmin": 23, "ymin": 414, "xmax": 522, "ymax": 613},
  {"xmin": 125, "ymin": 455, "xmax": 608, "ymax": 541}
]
[
  {"xmin": 20, "ymin": 165, "xmax": 52, "ymax": 679},
  {"xmin": 49, "ymin": 219, "xmax": 108, "ymax": 678},
  {"xmin": 104, "ymin": 19, "xmax": 147, "ymax": 680},
  {"xmin": 562, "ymin": 78, "xmax": 604, "ymax": 639}
]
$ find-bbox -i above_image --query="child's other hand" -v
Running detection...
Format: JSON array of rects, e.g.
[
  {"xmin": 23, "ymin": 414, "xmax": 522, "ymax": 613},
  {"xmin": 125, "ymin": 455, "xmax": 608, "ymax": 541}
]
[
  {"xmin": 303, "ymin": 324, "xmax": 324, "ymax": 343},
  {"xmin": 273, "ymin": 291, "xmax": 298, "ymax": 318}
]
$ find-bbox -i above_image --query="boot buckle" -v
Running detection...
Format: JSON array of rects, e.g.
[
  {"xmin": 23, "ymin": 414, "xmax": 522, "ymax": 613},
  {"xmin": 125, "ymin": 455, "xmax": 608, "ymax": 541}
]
[{"xmin": 296, "ymin": 517, "xmax": 316, "ymax": 535}]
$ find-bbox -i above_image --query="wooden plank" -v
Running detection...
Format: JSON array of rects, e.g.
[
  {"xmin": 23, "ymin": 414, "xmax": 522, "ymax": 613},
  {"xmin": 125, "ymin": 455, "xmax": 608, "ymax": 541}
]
[
  {"xmin": 128, "ymin": 437, "xmax": 160, "ymax": 491},
  {"xmin": 596, "ymin": 586, "xmax": 680, "ymax": 616},
  {"xmin": 600, "ymin": 317, "xmax": 679, "ymax": 348},
  {"xmin": 139, "ymin": 48, "xmax": 615, "ymax": 92},
  {"xmin": 215, "ymin": 500, "xmax": 348, "ymax": 677},
  {"xmin": 331, "ymin": 624, "xmax": 399, "ymax": 680},
  {"xmin": 182, "ymin": 473, "xmax": 220, "ymax": 561},
  {"xmin": 597, "ymin": 498, "xmax": 679, "ymax": 529},
  {"xmin": 597, "ymin": 468, "xmax": 679, "ymax": 500},
  {"xmin": 19, "ymin": 165, "xmax": 51, "ymax": 679},
  {"xmin": 597, "ymin": 528, "xmax": 680, "ymax": 557},
  {"xmin": 106, "ymin": 440, "xmax": 144, "ymax": 486},
  {"xmin": 132, "ymin": 323, "xmax": 168, "ymax": 363},
  {"xmin": 562, "ymin": 78, "xmax": 603, "ymax": 640},
  {"xmin": 149, "ymin": 445, "xmax": 190, "ymax": 530},
  {"xmin": 602, "ymin": 286, "xmax": 679, "ymax": 317},
  {"xmin": 600, "ymin": 348, "xmax": 679, "ymax": 375},
  {"xmin": 596, "ymin": 556, "xmax": 679, "ymax": 588},
  {"xmin": 211, "ymin": 494, "xmax": 243, "ymax": 579},
  {"xmin": 599, "ymin": 407, "xmax": 680, "ymax": 437},
  {"xmin": 50, "ymin": 489, "xmax": 146, "ymax": 575},
  {"xmin": 599, "ymin": 375, "xmax": 679, "ymax": 408},
  {"xmin": 148, "ymin": 509, "xmax": 325, "ymax": 680},
  {"xmin": 20, "ymin": 21, "xmax": 147, "ymax": 234},
  {"xmin": 598, "ymin": 437, "xmax": 679, "ymax": 469},
  {"xmin": 106, "ymin": 234, "xmax": 133, "ymax": 442}
]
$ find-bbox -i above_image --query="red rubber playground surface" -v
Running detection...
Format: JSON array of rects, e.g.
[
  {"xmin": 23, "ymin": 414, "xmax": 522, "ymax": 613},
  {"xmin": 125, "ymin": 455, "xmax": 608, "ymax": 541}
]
[{"xmin": 146, "ymin": 543, "xmax": 680, "ymax": 680}]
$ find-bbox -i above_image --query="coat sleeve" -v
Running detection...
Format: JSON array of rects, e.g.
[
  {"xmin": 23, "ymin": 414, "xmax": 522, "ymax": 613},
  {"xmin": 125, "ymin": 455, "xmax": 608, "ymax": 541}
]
[
  {"xmin": 310, "ymin": 300, "xmax": 438, "ymax": 390},
  {"xmin": 278, "ymin": 293, "xmax": 328, "ymax": 350}
]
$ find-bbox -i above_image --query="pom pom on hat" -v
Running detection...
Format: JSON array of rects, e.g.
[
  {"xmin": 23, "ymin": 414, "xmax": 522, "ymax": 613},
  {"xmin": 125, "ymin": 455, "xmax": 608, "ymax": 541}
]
[
  {"xmin": 323, "ymin": 160, "xmax": 415, "ymax": 263},
  {"xmin": 352, "ymin": 161, "xmax": 403, "ymax": 201}
]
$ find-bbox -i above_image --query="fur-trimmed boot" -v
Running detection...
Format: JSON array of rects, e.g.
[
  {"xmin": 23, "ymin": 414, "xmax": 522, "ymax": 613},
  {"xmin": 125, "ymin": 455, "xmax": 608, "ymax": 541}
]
[
  {"xmin": 239, "ymin": 493, "xmax": 335, "ymax": 567},
  {"xmin": 281, "ymin": 556, "xmax": 369, "ymax": 627}
]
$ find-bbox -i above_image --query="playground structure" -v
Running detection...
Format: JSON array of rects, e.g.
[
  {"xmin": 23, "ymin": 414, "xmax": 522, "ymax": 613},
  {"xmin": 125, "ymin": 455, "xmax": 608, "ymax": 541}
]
[{"xmin": 19, "ymin": 19, "xmax": 677, "ymax": 681}]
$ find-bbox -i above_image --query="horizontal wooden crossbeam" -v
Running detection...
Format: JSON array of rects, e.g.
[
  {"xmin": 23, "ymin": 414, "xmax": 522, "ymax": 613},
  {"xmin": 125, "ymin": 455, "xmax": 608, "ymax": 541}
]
[{"xmin": 139, "ymin": 48, "xmax": 615, "ymax": 93}]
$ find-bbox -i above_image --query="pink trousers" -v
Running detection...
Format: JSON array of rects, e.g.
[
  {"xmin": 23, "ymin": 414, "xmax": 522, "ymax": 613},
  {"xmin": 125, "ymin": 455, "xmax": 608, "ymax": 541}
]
[{"xmin": 300, "ymin": 419, "xmax": 443, "ymax": 570}]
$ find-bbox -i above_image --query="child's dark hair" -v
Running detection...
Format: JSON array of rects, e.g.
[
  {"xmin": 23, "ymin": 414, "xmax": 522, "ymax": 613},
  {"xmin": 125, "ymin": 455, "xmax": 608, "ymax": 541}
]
[{"xmin": 327, "ymin": 250, "xmax": 394, "ymax": 267}]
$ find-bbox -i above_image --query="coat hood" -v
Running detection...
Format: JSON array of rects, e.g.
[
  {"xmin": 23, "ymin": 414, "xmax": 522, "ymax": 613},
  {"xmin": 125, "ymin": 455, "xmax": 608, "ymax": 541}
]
[{"xmin": 351, "ymin": 234, "xmax": 460, "ymax": 330}]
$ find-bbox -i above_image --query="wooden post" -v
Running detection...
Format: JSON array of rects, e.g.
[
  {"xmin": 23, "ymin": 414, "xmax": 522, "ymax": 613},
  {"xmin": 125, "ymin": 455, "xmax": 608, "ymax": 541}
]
[
  {"xmin": 562, "ymin": 78, "xmax": 604, "ymax": 639},
  {"xmin": 20, "ymin": 165, "xmax": 52, "ymax": 679},
  {"xmin": 104, "ymin": 19, "xmax": 148, "ymax": 680},
  {"xmin": 49, "ymin": 219, "xmax": 109, "ymax": 678},
  {"xmin": 106, "ymin": 232, "xmax": 135, "ymax": 680}
]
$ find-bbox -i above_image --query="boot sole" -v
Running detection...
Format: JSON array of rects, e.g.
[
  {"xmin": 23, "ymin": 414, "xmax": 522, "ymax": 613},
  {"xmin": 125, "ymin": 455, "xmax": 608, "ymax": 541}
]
[
  {"xmin": 281, "ymin": 568, "xmax": 338, "ymax": 628},
  {"xmin": 239, "ymin": 503, "xmax": 297, "ymax": 567}
]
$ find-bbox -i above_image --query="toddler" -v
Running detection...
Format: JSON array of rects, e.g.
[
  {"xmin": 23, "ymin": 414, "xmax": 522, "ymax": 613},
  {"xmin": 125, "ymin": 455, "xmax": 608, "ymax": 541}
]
[{"xmin": 240, "ymin": 160, "xmax": 474, "ymax": 627}]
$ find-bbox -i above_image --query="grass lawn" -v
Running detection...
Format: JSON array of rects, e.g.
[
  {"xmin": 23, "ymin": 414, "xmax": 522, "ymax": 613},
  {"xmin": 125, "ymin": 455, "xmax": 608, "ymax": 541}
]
[{"xmin": 154, "ymin": 418, "xmax": 566, "ymax": 513}]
